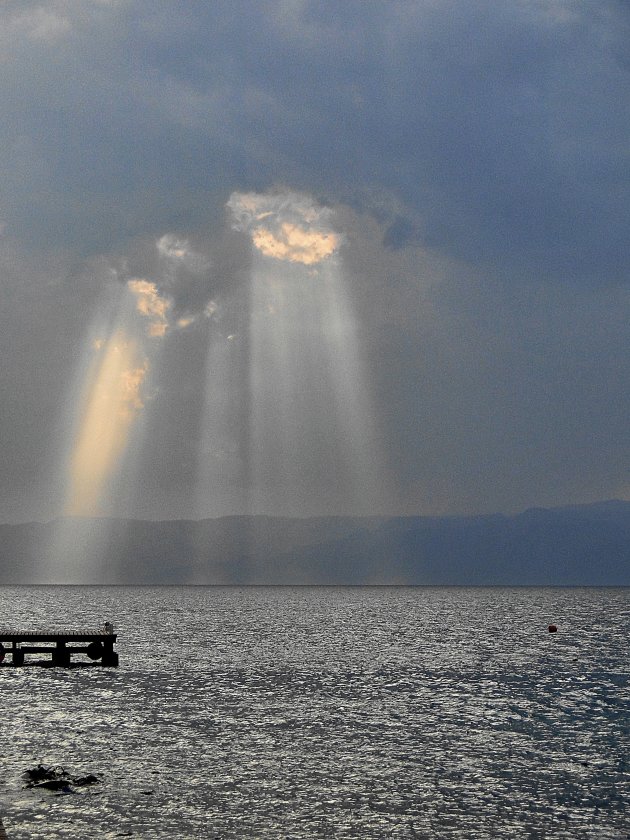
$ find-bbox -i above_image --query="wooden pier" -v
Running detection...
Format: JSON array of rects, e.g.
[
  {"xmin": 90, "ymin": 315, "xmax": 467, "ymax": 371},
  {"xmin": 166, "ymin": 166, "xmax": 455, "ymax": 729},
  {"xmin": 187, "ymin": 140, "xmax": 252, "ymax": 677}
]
[{"xmin": 0, "ymin": 626, "xmax": 118, "ymax": 667}]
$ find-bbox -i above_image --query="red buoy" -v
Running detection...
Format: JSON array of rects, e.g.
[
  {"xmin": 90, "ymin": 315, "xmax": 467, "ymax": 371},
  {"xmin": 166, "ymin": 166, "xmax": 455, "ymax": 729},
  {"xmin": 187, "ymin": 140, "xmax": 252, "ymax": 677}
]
[{"xmin": 548, "ymin": 624, "xmax": 557, "ymax": 633}]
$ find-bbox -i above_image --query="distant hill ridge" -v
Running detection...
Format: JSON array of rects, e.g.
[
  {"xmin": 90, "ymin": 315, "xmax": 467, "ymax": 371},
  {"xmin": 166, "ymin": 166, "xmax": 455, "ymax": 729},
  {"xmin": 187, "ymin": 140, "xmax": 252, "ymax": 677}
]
[{"xmin": 0, "ymin": 500, "xmax": 628, "ymax": 584}]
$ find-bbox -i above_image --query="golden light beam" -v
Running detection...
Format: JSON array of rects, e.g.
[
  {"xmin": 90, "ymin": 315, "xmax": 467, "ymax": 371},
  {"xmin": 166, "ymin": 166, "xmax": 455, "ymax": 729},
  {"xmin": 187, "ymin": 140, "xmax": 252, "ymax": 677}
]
[{"xmin": 63, "ymin": 331, "xmax": 148, "ymax": 517}]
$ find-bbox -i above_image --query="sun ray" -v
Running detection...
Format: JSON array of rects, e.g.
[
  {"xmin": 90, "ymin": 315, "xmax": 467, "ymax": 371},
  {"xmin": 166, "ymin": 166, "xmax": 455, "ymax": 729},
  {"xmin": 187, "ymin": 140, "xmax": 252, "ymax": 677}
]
[
  {"xmin": 64, "ymin": 330, "xmax": 148, "ymax": 517},
  {"xmin": 46, "ymin": 277, "xmax": 170, "ymax": 581},
  {"xmin": 218, "ymin": 190, "xmax": 385, "ymax": 517}
]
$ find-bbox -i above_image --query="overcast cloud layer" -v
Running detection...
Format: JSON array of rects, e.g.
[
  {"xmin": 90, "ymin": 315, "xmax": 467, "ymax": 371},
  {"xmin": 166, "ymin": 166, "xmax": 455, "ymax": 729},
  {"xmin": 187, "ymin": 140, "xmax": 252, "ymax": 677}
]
[{"xmin": 0, "ymin": 0, "xmax": 628, "ymax": 523}]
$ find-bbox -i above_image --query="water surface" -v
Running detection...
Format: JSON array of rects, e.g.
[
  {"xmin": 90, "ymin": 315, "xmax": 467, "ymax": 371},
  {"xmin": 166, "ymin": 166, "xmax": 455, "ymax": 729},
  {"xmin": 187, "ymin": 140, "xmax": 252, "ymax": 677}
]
[{"xmin": 0, "ymin": 586, "xmax": 627, "ymax": 838}]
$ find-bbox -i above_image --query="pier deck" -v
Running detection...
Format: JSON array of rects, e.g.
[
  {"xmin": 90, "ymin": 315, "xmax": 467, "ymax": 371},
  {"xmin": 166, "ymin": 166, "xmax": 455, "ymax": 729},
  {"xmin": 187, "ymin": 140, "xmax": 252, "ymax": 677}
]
[{"xmin": 0, "ymin": 629, "xmax": 118, "ymax": 667}]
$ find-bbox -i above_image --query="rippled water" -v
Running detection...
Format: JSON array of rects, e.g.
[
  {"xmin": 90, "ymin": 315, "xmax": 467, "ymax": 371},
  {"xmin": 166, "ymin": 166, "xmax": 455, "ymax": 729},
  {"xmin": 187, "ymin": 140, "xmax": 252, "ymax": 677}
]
[{"xmin": 0, "ymin": 586, "xmax": 627, "ymax": 839}]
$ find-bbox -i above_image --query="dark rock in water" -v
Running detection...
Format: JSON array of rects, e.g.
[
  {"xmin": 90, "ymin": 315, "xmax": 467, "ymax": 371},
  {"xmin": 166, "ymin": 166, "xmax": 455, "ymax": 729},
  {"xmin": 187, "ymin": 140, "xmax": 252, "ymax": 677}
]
[
  {"xmin": 23, "ymin": 765, "xmax": 69, "ymax": 787},
  {"xmin": 32, "ymin": 779, "xmax": 73, "ymax": 791},
  {"xmin": 73, "ymin": 774, "xmax": 100, "ymax": 787},
  {"xmin": 23, "ymin": 764, "xmax": 100, "ymax": 791},
  {"xmin": 23, "ymin": 764, "xmax": 51, "ymax": 783}
]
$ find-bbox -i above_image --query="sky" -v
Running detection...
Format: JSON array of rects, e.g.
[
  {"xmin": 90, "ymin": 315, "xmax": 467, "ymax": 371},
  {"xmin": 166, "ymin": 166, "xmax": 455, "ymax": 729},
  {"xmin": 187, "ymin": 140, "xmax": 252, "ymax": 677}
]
[{"xmin": 0, "ymin": 0, "xmax": 628, "ymax": 524}]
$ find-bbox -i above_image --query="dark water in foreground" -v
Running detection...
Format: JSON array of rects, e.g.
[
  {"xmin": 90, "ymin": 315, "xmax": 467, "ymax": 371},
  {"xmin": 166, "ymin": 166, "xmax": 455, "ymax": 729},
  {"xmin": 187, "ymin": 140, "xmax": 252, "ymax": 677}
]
[{"xmin": 0, "ymin": 586, "xmax": 627, "ymax": 839}]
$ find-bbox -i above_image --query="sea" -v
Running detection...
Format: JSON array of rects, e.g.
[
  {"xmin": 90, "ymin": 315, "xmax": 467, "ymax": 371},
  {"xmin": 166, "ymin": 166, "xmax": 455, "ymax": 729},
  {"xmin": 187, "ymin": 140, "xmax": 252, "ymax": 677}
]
[{"xmin": 0, "ymin": 586, "xmax": 627, "ymax": 839}]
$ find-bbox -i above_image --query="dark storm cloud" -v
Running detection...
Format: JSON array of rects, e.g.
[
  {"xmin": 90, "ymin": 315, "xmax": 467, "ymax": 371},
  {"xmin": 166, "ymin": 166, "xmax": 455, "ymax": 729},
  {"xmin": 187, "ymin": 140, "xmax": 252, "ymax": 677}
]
[
  {"xmin": 1, "ymin": 0, "xmax": 628, "ymax": 279},
  {"xmin": 370, "ymin": 269, "xmax": 630, "ymax": 514},
  {"xmin": 115, "ymin": 224, "xmax": 252, "ymax": 320}
]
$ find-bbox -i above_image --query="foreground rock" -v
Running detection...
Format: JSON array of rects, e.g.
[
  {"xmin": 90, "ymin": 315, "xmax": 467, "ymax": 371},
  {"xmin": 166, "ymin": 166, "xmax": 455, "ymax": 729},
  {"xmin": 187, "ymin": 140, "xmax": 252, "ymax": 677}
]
[{"xmin": 23, "ymin": 765, "xmax": 100, "ymax": 791}]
